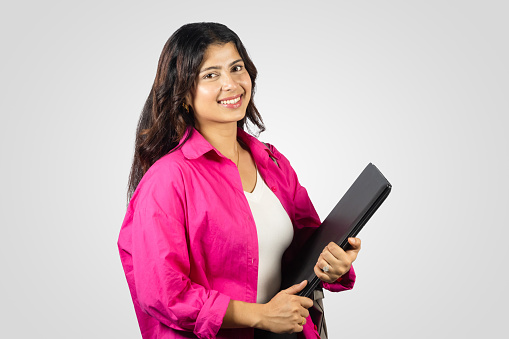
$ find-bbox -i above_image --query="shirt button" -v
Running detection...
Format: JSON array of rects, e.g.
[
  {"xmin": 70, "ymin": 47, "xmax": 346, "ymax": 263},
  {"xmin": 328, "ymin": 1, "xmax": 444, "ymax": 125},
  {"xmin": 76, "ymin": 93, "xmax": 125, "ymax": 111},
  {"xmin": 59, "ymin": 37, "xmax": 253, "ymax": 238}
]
[{"xmin": 270, "ymin": 186, "xmax": 277, "ymax": 192}]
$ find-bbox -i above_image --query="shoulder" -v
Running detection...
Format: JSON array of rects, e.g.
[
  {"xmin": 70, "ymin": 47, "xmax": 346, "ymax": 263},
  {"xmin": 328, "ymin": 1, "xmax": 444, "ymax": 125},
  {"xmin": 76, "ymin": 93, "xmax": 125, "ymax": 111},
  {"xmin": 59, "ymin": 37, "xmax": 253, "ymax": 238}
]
[
  {"xmin": 146, "ymin": 149, "xmax": 186, "ymax": 178},
  {"xmin": 141, "ymin": 150, "xmax": 186, "ymax": 188},
  {"xmin": 130, "ymin": 150, "xmax": 187, "ymax": 211}
]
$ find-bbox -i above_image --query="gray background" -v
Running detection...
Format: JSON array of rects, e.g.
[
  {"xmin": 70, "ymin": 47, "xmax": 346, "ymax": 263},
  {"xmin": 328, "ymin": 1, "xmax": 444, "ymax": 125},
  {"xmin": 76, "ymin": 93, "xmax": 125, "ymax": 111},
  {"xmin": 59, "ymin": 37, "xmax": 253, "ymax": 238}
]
[{"xmin": 1, "ymin": 0, "xmax": 507, "ymax": 338}]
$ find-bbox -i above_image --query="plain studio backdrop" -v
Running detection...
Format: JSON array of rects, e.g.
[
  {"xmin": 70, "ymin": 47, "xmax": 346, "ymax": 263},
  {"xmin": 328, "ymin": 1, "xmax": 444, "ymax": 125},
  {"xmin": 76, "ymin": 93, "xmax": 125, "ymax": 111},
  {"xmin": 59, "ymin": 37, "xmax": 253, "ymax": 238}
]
[{"xmin": 1, "ymin": 1, "xmax": 507, "ymax": 338}]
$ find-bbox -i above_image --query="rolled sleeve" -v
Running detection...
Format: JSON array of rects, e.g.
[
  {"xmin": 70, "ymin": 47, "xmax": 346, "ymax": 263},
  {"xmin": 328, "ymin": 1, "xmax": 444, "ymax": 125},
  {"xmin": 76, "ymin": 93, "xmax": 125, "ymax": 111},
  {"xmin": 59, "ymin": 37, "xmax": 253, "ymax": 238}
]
[
  {"xmin": 322, "ymin": 265, "xmax": 356, "ymax": 292},
  {"xmin": 194, "ymin": 292, "xmax": 231, "ymax": 338}
]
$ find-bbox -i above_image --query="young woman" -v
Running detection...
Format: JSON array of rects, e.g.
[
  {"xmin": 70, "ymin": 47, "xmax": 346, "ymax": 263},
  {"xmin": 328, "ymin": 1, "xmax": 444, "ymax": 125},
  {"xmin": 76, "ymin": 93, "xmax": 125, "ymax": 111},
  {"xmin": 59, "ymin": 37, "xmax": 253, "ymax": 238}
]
[{"xmin": 118, "ymin": 22, "xmax": 361, "ymax": 339}]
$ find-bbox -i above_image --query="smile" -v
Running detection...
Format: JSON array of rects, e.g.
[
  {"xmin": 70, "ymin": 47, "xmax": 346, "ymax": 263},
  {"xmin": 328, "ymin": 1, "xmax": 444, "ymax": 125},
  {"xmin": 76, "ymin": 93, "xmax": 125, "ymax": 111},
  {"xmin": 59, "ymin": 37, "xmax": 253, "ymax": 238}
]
[{"xmin": 218, "ymin": 95, "xmax": 242, "ymax": 105}]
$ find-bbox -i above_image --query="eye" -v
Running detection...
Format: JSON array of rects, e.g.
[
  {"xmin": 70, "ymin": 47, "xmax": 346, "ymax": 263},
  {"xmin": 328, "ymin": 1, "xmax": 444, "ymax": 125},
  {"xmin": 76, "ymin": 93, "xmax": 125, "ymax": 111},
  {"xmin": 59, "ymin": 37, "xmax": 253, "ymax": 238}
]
[
  {"xmin": 202, "ymin": 73, "xmax": 218, "ymax": 80},
  {"xmin": 231, "ymin": 65, "xmax": 244, "ymax": 72}
]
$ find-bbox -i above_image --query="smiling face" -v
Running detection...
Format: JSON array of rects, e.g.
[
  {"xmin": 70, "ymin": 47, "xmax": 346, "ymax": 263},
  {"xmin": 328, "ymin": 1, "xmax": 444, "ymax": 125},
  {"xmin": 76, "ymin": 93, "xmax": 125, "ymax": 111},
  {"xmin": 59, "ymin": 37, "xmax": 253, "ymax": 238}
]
[{"xmin": 187, "ymin": 42, "xmax": 252, "ymax": 131}]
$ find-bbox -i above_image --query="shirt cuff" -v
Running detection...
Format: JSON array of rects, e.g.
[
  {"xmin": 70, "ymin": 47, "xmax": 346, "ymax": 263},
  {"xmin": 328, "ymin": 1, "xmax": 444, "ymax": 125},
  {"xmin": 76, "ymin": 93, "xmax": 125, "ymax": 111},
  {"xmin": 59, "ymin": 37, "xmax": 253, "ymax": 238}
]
[
  {"xmin": 321, "ymin": 265, "xmax": 356, "ymax": 292},
  {"xmin": 194, "ymin": 292, "xmax": 231, "ymax": 338}
]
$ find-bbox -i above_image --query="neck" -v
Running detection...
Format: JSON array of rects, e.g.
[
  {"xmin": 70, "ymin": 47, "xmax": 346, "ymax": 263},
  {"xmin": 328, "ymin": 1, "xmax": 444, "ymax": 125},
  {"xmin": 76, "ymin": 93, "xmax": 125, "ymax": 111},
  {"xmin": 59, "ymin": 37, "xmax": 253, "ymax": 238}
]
[{"xmin": 196, "ymin": 122, "xmax": 239, "ymax": 160}]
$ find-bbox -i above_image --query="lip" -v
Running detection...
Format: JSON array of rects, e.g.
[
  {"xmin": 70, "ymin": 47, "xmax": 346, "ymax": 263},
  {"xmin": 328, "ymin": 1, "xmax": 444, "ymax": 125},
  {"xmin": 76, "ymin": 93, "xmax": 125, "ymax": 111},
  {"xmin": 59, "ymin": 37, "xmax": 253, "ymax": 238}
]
[
  {"xmin": 218, "ymin": 93, "xmax": 242, "ymax": 102},
  {"xmin": 218, "ymin": 94, "xmax": 243, "ymax": 109}
]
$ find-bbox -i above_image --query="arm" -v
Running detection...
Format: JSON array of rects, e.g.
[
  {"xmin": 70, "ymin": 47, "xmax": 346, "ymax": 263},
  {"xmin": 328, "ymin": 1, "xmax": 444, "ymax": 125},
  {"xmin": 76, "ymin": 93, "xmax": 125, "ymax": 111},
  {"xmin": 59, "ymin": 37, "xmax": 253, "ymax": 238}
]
[
  {"xmin": 223, "ymin": 281, "xmax": 314, "ymax": 334},
  {"xmin": 132, "ymin": 208, "xmax": 231, "ymax": 337},
  {"xmin": 129, "ymin": 165, "xmax": 230, "ymax": 338}
]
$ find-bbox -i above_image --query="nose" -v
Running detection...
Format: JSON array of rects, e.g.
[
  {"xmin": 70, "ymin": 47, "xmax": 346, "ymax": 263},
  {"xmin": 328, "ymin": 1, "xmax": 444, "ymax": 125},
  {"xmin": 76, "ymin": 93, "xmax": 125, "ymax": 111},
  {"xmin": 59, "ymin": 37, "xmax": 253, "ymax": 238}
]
[{"xmin": 221, "ymin": 73, "xmax": 238, "ymax": 91}]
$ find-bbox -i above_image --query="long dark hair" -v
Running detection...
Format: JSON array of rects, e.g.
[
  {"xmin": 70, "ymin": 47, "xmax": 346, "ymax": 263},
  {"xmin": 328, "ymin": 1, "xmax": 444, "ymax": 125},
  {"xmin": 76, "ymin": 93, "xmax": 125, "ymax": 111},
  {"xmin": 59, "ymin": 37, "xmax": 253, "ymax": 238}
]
[{"xmin": 127, "ymin": 22, "xmax": 265, "ymax": 202}]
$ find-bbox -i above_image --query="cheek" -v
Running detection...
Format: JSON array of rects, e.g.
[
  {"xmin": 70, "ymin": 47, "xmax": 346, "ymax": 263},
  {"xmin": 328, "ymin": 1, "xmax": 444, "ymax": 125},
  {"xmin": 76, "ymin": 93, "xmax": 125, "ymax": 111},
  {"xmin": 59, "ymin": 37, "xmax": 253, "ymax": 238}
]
[
  {"xmin": 193, "ymin": 85, "xmax": 217, "ymax": 108},
  {"xmin": 240, "ymin": 76, "xmax": 252, "ymax": 100}
]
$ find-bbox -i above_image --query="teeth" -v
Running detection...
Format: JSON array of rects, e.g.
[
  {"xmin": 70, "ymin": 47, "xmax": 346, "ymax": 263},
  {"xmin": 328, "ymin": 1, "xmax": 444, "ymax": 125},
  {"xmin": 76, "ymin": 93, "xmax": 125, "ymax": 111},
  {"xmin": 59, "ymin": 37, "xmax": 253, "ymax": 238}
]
[{"xmin": 220, "ymin": 96, "xmax": 241, "ymax": 105}]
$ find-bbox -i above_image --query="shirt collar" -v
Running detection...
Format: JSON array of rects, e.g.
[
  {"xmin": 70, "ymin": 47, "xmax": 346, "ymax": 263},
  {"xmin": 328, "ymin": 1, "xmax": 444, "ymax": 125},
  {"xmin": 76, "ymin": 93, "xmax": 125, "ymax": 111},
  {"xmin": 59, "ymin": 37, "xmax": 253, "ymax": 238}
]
[
  {"xmin": 180, "ymin": 127, "xmax": 216, "ymax": 160},
  {"xmin": 180, "ymin": 126, "xmax": 278, "ymax": 163},
  {"xmin": 237, "ymin": 128, "xmax": 279, "ymax": 163}
]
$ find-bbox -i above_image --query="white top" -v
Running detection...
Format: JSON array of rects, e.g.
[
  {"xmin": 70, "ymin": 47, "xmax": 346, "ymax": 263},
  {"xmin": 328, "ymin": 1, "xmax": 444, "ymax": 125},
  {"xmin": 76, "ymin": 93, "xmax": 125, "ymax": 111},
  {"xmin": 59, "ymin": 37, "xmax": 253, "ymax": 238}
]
[{"xmin": 244, "ymin": 169, "xmax": 294, "ymax": 303}]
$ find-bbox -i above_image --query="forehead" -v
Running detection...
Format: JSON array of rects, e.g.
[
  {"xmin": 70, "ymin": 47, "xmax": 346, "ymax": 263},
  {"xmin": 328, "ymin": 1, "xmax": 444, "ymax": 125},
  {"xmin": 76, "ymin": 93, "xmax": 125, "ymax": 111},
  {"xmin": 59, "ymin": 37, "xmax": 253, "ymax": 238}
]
[{"xmin": 201, "ymin": 42, "xmax": 242, "ymax": 67}]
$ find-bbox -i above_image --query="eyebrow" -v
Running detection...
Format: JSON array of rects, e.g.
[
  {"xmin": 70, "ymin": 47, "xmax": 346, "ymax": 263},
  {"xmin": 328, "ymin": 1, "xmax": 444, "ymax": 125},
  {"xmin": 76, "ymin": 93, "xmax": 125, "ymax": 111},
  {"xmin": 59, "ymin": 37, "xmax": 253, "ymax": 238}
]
[{"xmin": 199, "ymin": 59, "xmax": 244, "ymax": 74}]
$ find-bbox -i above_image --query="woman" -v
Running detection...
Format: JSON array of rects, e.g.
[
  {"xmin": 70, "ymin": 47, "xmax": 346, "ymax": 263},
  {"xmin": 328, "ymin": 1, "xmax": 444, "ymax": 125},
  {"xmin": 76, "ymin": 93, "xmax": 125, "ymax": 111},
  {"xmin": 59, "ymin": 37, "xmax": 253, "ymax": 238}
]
[{"xmin": 118, "ymin": 22, "xmax": 361, "ymax": 339}]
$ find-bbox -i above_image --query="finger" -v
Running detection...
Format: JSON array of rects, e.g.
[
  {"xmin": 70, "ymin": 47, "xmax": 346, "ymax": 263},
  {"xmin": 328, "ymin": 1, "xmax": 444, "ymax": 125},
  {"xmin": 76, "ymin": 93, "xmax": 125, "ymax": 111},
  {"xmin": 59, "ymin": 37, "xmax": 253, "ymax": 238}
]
[
  {"xmin": 320, "ymin": 251, "xmax": 343, "ymax": 269},
  {"xmin": 346, "ymin": 238, "xmax": 361, "ymax": 263},
  {"xmin": 283, "ymin": 280, "xmax": 307, "ymax": 295},
  {"xmin": 294, "ymin": 324, "xmax": 304, "ymax": 333},
  {"xmin": 317, "ymin": 255, "xmax": 335, "ymax": 273},
  {"xmin": 298, "ymin": 296, "xmax": 313, "ymax": 309},
  {"xmin": 314, "ymin": 264, "xmax": 333, "ymax": 283},
  {"xmin": 326, "ymin": 242, "xmax": 346, "ymax": 258},
  {"xmin": 294, "ymin": 316, "xmax": 306, "ymax": 332},
  {"xmin": 299, "ymin": 308, "xmax": 310, "ymax": 319},
  {"xmin": 347, "ymin": 237, "xmax": 361, "ymax": 251},
  {"xmin": 316, "ymin": 258, "xmax": 342, "ymax": 283}
]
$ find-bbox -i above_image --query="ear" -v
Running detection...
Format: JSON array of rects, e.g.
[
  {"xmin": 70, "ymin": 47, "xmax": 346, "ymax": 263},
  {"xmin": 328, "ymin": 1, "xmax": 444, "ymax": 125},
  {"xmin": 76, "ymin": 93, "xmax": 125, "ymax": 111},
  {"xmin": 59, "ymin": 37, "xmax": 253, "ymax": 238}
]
[{"xmin": 185, "ymin": 92, "xmax": 193, "ymax": 108}]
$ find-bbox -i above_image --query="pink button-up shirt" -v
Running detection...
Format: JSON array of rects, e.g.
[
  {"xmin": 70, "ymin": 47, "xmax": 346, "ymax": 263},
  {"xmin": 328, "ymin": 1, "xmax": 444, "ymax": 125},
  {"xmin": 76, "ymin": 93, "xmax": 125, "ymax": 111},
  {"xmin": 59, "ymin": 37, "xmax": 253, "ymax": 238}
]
[{"xmin": 118, "ymin": 128, "xmax": 355, "ymax": 339}]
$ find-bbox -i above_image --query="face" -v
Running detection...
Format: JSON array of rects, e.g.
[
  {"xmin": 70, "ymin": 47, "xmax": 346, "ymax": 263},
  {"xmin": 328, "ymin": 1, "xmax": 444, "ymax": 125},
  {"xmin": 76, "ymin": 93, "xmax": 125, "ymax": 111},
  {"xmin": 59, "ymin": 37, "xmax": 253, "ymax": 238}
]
[{"xmin": 187, "ymin": 42, "xmax": 252, "ymax": 131}]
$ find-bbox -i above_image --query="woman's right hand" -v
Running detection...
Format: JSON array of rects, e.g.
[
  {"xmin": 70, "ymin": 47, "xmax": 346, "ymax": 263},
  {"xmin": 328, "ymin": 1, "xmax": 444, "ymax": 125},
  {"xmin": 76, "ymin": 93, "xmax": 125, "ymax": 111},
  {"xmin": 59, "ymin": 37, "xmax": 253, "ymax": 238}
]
[{"xmin": 258, "ymin": 280, "xmax": 313, "ymax": 333}]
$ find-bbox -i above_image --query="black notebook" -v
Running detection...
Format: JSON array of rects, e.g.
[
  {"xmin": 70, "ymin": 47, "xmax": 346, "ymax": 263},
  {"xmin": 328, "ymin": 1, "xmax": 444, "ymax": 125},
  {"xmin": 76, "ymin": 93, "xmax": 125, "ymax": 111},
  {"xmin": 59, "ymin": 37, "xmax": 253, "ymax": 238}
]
[
  {"xmin": 282, "ymin": 163, "xmax": 392, "ymax": 298},
  {"xmin": 254, "ymin": 163, "xmax": 391, "ymax": 338},
  {"xmin": 255, "ymin": 164, "xmax": 391, "ymax": 338}
]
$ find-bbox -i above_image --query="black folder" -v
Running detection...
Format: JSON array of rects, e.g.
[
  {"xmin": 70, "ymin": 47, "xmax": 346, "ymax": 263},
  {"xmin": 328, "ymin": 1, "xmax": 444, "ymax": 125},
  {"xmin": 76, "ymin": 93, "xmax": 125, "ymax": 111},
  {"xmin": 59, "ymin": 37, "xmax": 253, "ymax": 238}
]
[
  {"xmin": 255, "ymin": 163, "xmax": 391, "ymax": 338},
  {"xmin": 282, "ymin": 163, "xmax": 392, "ymax": 298}
]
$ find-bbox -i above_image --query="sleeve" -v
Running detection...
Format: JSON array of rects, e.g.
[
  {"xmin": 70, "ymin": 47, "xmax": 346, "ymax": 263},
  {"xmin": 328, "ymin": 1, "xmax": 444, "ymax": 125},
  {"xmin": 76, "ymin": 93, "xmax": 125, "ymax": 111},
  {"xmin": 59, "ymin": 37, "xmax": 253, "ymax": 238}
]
[
  {"xmin": 321, "ymin": 266, "xmax": 356, "ymax": 292},
  {"xmin": 130, "ymin": 163, "xmax": 230, "ymax": 338},
  {"xmin": 268, "ymin": 144, "xmax": 357, "ymax": 293}
]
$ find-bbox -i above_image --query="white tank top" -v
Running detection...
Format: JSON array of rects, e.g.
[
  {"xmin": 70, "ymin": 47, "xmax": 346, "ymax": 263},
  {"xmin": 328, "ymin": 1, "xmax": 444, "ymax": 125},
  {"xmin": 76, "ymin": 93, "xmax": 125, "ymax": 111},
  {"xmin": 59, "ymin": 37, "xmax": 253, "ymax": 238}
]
[{"xmin": 244, "ymin": 169, "xmax": 294, "ymax": 303}]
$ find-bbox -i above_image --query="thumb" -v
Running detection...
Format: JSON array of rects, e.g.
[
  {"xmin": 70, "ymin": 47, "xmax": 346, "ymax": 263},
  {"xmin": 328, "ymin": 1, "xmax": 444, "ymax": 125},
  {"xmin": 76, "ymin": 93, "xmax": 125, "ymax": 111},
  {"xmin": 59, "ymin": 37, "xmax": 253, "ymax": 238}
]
[
  {"xmin": 348, "ymin": 237, "xmax": 361, "ymax": 251},
  {"xmin": 283, "ymin": 280, "xmax": 307, "ymax": 295}
]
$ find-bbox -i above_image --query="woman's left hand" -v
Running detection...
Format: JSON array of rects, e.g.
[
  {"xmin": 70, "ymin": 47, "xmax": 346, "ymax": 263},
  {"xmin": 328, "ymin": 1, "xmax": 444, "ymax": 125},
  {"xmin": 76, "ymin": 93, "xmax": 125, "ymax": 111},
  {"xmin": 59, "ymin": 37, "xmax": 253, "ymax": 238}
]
[{"xmin": 313, "ymin": 238, "xmax": 361, "ymax": 283}]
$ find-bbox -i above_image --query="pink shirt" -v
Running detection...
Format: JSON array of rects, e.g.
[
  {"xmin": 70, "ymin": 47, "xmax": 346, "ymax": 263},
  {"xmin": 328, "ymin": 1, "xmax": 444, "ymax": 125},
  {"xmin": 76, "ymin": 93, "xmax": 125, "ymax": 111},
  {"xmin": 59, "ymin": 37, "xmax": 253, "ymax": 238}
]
[{"xmin": 118, "ymin": 128, "xmax": 356, "ymax": 339}]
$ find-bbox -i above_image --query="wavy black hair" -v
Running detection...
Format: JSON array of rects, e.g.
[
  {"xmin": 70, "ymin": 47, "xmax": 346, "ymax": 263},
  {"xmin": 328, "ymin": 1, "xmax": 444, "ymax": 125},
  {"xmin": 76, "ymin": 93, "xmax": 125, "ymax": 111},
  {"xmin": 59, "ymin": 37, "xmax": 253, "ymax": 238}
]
[{"xmin": 127, "ymin": 22, "xmax": 264, "ymax": 202}]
